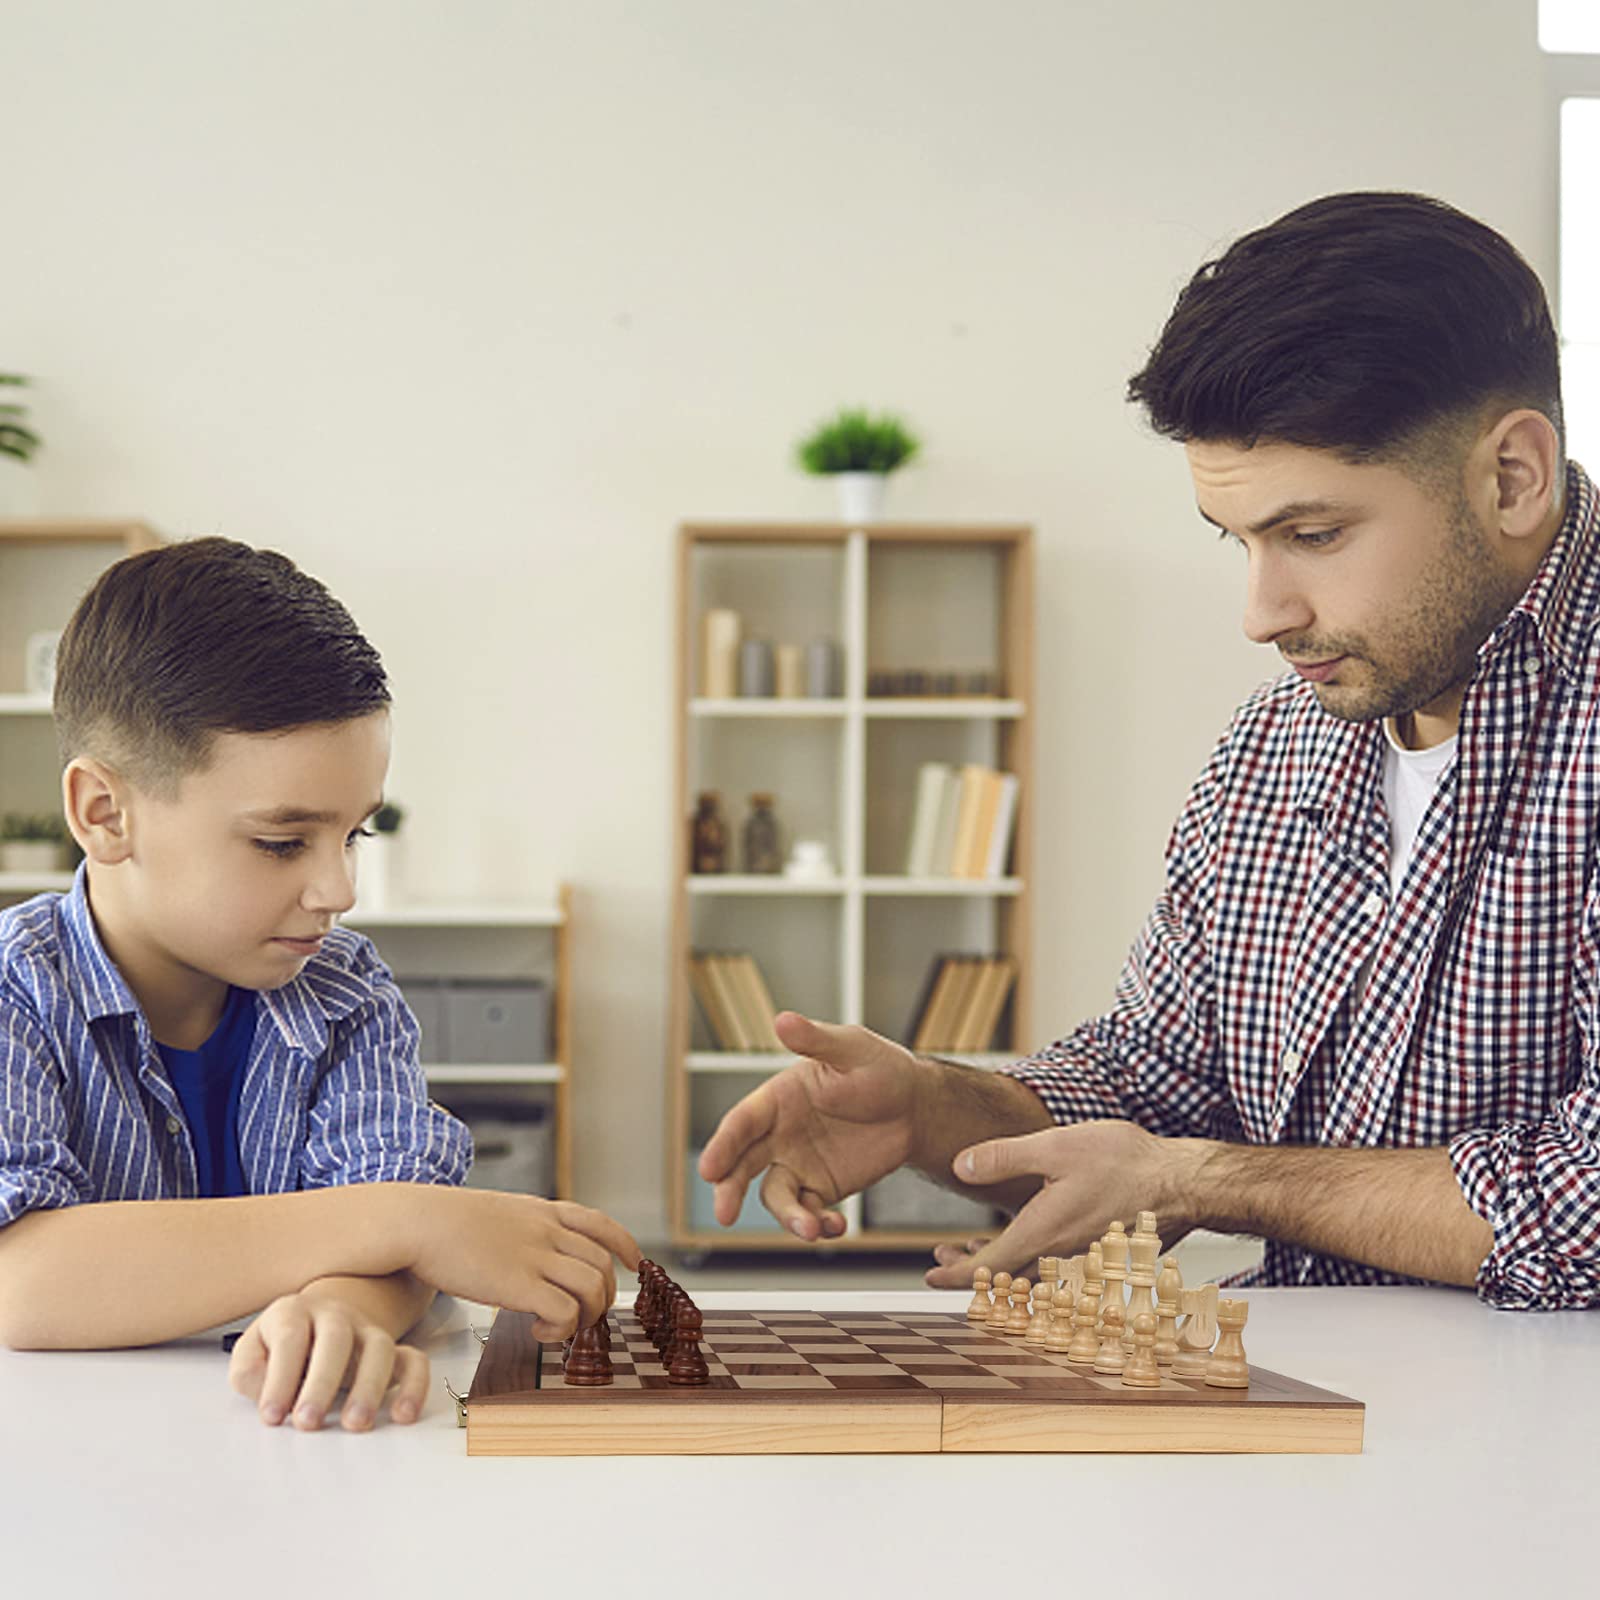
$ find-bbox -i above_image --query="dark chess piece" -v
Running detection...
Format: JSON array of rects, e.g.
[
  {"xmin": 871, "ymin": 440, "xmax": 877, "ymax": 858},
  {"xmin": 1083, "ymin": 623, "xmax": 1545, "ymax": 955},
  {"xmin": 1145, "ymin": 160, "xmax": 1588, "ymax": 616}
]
[
  {"xmin": 562, "ymin": 1320, "xmax": 614, "ymax": 1386},
  {"xmin": 634, "ymin": 1262, "xmax": 655, "ymax": 1320},
  {"xmin": 667, "ymin": 1305, "xmax": 710, "ymax": 1386}
]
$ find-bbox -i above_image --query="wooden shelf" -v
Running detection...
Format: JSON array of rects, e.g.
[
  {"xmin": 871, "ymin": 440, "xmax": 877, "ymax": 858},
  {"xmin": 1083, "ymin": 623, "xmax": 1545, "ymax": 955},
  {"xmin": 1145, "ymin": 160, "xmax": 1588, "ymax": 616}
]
[
  {"xmin": 673, "ymin": 1229, "xmax": 986, "ymax": 1254},
  {"xmin": 424, "ymin": 1063, "xmax": 565, "ymax": 1085},
  {"xmin": 0, "ymin": 519, "xmax": 162, "ymax": 549},
  {"xmin": 0, "ymin": 871, "xmax": 74, "ymax": 894},
  {"xmin": 0, "ymin": 694, "xmax": 52, "ymax": 715},
  {"xmin": 669, "ymin": 521, "xmax": 1034, "ymax": 1252},
  {"xmin": 343, "ymin": 904, "xmax": 564, "ymax": 928}
]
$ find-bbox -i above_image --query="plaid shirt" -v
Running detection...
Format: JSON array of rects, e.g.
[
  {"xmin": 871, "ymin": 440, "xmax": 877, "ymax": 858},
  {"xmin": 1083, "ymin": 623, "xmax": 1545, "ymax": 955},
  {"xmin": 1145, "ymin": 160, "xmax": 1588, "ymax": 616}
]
[
  {"xmin": 0, "ymin": 867, "xmax": 471, "ymax": 1226},
  {"xmin": 1009, "ymin": 462, "xmax": 1600, "ymax": 1311}
]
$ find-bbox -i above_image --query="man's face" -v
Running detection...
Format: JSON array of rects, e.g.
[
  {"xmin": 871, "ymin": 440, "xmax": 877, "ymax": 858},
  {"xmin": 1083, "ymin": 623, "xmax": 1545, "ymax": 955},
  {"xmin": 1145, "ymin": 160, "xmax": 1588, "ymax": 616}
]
[
  {"xmin": 1186, "ymin": 438, "xmax": 1526, "ymax": 725},
  {"xmin": 117, "ymin": 711, "xmax": 391, "ymax": 991}
]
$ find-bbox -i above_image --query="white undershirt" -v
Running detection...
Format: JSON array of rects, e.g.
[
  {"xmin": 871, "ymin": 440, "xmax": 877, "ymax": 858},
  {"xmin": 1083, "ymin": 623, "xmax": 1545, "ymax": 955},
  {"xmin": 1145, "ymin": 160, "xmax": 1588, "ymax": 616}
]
[{"xmin": 1381, "ymin": 720, "xmax": 1459, "ymax": 896}]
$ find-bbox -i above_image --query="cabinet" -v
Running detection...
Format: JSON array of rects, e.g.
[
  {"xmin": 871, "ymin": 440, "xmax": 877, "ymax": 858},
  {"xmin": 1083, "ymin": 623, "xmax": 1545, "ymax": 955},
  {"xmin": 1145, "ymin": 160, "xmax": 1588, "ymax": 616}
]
[
  {"xmin": 668, "ymin": 522, "xmax": 1034, "ymax": 1253},
  {"xmin": 0, "ymin": 521, "xmax": 163, "ymax": 904},
  {"xmin": 343, "ymin": 890, "xmax": 574, "ymax": 1199}
]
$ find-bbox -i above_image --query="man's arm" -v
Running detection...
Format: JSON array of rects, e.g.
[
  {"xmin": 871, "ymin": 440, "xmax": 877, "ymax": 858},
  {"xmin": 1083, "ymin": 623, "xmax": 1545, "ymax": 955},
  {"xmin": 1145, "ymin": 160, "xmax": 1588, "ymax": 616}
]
[
  {"xmin": 1179, "ymin": 1139, "xmax": 1494, "ymax": 1287},
  {"xmin": 910, "ymin": 1056, "xmax": 1055, "ymax": 1208}
]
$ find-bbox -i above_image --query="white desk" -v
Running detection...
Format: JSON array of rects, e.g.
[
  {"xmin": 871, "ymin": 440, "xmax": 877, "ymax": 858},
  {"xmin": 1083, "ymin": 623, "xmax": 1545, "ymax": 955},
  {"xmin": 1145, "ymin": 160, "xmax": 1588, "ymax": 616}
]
[{"xmin": 1, "ymin": 1287, "xmax": 1593, "ymax": 1598}]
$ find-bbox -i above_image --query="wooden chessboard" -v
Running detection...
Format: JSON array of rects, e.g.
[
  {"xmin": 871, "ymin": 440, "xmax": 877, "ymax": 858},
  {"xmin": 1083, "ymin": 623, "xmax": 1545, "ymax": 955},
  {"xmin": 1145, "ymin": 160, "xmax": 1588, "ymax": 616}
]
[{"xmin": 465, "ymin": 1307, "xmax": 1365, "ymax": 1455}]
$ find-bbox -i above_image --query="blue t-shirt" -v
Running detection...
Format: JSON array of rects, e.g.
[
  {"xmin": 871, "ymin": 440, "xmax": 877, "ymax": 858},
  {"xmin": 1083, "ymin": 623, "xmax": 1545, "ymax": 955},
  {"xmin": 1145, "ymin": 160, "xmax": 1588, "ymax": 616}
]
[{"xmin": 156, "ymin": 986, "xmax": 256, "ymax": 1198}]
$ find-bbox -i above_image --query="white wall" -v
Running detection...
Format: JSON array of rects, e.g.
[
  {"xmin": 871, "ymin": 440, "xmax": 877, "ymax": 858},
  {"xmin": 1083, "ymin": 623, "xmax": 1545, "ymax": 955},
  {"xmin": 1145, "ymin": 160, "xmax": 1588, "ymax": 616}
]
[{"xmin": 0, "ymin": 0, "xmax": 1555, "ymax": 1238}]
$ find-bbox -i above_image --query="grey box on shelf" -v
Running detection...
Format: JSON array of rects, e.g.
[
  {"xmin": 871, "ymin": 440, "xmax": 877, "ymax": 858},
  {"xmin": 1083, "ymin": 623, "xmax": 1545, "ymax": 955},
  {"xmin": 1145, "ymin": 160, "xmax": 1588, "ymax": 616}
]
[
  {"xmin": 396, "ymin": 978, "xmax": 447, "ymax": 1063},
  {"xmin": 446, "ymin": 979, "xmax": 551, "ymax": 1064},
  {"xmin": 443, "ymin": 1093, "xmax": 555, "ymax": 1197},
  {"xmin": 862, "ymin": 1168, "xmax": 1002, "ymax": 1232}
]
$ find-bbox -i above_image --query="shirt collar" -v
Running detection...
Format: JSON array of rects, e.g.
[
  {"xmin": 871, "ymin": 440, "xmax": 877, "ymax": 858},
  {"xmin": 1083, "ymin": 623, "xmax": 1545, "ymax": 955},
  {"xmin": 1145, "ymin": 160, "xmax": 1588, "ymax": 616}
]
[{"xmin": 58, "ymin": 864, "xmax": 370, "ymax": 1054}]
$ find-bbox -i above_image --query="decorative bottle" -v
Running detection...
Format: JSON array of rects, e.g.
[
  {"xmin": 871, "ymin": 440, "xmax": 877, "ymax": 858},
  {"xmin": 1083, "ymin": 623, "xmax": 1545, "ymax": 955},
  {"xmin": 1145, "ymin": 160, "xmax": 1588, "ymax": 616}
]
[
  {"xmin": 742, "ymin": 793, "xmax": 782, "ymax": 874},
  {"xmin": 691, "ymin": 792, "xmax": 728, "ymax": 874}
]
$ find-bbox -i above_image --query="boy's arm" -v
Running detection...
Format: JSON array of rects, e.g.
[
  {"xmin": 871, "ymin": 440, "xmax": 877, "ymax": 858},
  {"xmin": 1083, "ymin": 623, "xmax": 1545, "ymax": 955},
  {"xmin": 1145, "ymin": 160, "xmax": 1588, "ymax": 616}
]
[
  {"xmin": 297, "ymin": 1269, "xmax": 436, "ymax": 1340},
  {"xmin": 0, "ymin": 1184, "xmax": 415, "ymax": 1350}
]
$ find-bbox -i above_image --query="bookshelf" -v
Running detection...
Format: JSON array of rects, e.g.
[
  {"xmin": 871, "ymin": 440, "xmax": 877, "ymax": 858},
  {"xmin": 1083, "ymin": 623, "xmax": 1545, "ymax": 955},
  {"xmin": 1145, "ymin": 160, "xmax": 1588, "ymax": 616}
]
[
  {"xmin": 341, "ymin": 888, "xmax": 574, "ymax": 1200},
  {"xmin": 0, "ymin": 522, "xmax": 164, "ymax": 881},
  {"xmin": 668, "ymin": 521, "xmax": 1033, "ymax": 1254}
]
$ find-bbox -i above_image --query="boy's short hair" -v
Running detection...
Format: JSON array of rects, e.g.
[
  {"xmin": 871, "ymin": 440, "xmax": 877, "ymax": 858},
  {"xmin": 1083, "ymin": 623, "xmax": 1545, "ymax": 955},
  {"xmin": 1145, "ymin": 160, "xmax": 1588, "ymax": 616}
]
[
  {"xmin": 1126, "ymin": 192, "xmax": 1564, "ymax": 479},
  {"xmin": 54, "ymin": 536, "xmax": 390, "ymax": 791}
]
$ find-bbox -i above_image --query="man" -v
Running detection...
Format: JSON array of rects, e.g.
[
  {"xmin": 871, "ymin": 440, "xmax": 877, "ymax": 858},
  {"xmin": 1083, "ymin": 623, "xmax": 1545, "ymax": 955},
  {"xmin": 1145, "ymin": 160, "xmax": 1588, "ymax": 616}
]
[{"xmin": 699, "ymin": 192, "xmax": 1599, "ymax": 1312}]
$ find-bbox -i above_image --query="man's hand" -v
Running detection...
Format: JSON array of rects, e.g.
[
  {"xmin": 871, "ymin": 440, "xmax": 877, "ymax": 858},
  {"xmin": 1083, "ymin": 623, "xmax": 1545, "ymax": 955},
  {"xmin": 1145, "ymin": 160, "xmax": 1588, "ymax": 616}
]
[
  {"xmin": 922, "ymin": 1120, "xmax": 1201, "ymax": 1287},
  {"xmin": 229, "ymin": 1288, "xmax": 428, "ymax": 1431},
  {"xmin": 697, "ymin": 1012, "xmax": 924, "ymax": 1240},
  {"xmin": 404, "ymin": 1191, "xmax": 642, "ymax": 1341}
]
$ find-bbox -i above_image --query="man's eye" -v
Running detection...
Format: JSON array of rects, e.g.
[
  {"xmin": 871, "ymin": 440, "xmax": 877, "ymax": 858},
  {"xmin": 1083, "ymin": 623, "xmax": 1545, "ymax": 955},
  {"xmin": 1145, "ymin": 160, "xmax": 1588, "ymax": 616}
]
[
  {"xmin": 253, "ymin": 838, "xmax": 304, "ymax": 859},
  {"xmin": 345, "ymin": 827, "xmax": 375, "ymax": 849},
  {"xmin": 1294, "ymin": 527, "xmax": 1342, "ymax": 548}
]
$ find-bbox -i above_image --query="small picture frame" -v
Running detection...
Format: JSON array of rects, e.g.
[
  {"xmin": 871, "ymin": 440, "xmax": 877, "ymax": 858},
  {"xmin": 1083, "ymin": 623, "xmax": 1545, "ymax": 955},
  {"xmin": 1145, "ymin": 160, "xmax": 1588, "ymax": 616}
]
[{"xmin": 24, "ymin": 630, "xmax": 60, "ymax": 698}]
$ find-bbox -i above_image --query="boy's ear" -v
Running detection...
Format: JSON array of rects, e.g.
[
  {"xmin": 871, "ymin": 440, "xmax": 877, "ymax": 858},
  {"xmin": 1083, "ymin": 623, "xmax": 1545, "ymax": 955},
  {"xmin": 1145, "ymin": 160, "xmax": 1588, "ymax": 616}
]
[{"xmin": 62, "ymin": 757, "xmax": 134, "ymax": 865}]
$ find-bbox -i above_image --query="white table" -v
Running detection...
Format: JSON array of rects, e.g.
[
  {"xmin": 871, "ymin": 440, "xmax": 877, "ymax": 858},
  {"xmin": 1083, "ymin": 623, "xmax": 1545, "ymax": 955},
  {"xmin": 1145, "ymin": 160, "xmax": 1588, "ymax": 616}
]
[{"xmin": 1, "ymin": 1286, "xmax": 1593, "ymax": 1598}]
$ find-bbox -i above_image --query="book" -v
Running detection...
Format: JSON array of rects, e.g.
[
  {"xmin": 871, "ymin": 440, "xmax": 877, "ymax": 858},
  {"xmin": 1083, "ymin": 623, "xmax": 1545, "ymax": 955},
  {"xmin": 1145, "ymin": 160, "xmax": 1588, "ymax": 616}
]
[
  {"xmin": 688, "ymin": 953, "xmax": 741, "ymax": 1050},
  {"xmin": 948, "ymin": 765, "xmax": 989, "ymax": 879},
  {"xmin": 912, "ymin": 957, "xmax": 964, "ymax": 1052},
  {"xmin": 903, "ymin": 952, "xmax": 951, "ymax": 1044},
  {"xmin": 904, "ymin": 762, "xmax": 954, "ymax": 878},
  {"xmin": 732, "ymin": 952, "xmax": 784, "ymax": 1052},
  {"xmin": 704, "ymin": 953, "xmax": 757, "ymax": 1050},
  {"xmin": 963, "ymin": 768, "xmax": 1004, "ymax": 878},
  {"xmin": 926, "ymin": 955, "xmax": 984, "ymax": 1050},
  {"xmin": 958, "ymin": 955, "xmax": 1018, "ymax": 1051},
  {"xmin": 984, "ymin": 773, "xmax": 1020, "ymax": 879},
  {"xmin": 929, "ymin": 765, "xmax": 965, "ymax": 877}
]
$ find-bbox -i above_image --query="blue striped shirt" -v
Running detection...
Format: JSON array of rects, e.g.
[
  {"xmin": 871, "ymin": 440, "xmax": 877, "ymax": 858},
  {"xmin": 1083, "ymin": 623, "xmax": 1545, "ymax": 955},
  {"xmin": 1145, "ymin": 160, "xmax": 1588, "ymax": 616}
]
[{"xmin": 0, "ymin": 868, "xmax": 472, "ymax": 1227}]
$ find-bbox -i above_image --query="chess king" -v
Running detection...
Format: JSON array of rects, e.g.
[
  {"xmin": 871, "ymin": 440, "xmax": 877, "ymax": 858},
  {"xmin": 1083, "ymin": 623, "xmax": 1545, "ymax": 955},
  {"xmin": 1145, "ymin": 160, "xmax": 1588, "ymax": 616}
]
[{"xmin": 700, "ymin": 191, "xmax": 1599, "ymax": 1313}]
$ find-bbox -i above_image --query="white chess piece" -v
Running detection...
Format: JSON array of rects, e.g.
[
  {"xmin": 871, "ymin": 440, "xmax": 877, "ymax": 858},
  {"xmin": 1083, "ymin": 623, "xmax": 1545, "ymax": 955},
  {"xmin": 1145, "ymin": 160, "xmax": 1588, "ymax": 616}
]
[{"xmin": 967, "ymin": 1265, "xmax": 993, "ymax": 1322}]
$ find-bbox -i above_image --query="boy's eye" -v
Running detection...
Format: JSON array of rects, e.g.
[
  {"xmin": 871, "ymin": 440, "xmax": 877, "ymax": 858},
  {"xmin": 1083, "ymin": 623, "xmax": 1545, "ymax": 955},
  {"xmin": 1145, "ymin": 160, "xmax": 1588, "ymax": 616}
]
[
  {"xmin": 346, "ymin": 827, "xmax": 375, "ymax": 849},
  {"xmin": 253, "ymin": 838, "xmax": 305, "ymax": 859}
]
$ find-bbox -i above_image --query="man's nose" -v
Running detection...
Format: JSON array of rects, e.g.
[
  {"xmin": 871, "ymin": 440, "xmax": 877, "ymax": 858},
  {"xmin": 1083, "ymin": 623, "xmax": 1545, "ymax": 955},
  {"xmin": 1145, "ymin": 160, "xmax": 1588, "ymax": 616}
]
[{"xmin": 1241, "ymin": 548, "xmax": 1313, "ymax": 645}]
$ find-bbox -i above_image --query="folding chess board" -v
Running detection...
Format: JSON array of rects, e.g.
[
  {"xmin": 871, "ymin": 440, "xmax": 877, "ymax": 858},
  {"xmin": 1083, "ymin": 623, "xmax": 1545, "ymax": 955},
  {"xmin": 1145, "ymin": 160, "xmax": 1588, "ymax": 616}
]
[{"xmin": 465, "ymin": 1307, "xmax": 1365, "ymax": 1455}]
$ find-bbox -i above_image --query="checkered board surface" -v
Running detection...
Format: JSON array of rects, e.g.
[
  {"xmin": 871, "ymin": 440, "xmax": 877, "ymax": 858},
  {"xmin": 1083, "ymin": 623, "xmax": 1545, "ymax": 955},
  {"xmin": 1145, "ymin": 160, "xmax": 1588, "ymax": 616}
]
[{"xmin": 465, "ymin": 1308, "xmax": 1365, "ymax": 1455}]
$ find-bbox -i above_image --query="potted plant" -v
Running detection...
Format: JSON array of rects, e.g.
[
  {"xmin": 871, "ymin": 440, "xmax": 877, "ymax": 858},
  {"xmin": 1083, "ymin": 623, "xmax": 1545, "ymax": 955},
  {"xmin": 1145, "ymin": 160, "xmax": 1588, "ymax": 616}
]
[
  {"xmin": 0, "ymin": 813, "xmax": 73, "ymax": 875},
  {"xmin": 0, "ymin": 371, "xmax": 41, "ymax": 515},
  {"xmin": 795, "ymin": 407, "xmax": 920, "ymax": 523},
  {"xmin": 354, "ymin": 802, "xmax": 405, "ymax": 914}
]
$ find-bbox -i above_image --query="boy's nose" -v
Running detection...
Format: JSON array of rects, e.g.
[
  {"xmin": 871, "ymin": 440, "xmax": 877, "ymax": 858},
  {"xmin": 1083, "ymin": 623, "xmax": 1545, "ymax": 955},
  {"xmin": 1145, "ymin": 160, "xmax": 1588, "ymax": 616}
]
[{"xmin": 305, "ymin": 849, "xmax": 358, "ymax": 916}]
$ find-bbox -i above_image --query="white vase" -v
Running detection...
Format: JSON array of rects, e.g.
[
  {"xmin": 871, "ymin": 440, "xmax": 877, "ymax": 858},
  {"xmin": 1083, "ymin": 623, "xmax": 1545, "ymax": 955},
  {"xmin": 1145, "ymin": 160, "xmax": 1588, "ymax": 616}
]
[
  {"xmin": 834, "ymin": 472, "xmax": 886, "ymax": 523},
  {"xmin": 354, "ymin": 832, "xmax": 403, "ymax": 912},
  {"xmin": 0, "ymin": 841, "xmax": 66, "ymax": 874}
]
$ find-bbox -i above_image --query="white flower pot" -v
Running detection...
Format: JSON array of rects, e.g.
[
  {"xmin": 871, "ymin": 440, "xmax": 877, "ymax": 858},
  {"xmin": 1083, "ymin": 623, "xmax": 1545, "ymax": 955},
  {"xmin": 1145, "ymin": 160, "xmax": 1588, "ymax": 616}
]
[
  {"xmin": 354, "ymin": 832, "xmax": 404, "ymax": 913},
  {"xmin": 0, "ymin": 841, "xmax": 66, "ymax": 874},
  {"xmin": 834, "ymin": 472, "xmax": 886, "ymax": 524}
]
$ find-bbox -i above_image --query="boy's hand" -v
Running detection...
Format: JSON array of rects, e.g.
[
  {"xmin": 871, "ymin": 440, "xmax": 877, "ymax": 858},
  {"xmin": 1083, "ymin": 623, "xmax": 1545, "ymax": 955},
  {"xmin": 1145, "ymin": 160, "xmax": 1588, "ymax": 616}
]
[
  {"xmin": 697, "ymin": 1011, "xmax": 922, "ymax": 1240},
  {"xmin": 229, "ymin": 1289, "xmax": 429, "ymax": 1431},
  {"xmin": 404, "ymin": 1190, "xmax": 642, "ymax": 1341}
]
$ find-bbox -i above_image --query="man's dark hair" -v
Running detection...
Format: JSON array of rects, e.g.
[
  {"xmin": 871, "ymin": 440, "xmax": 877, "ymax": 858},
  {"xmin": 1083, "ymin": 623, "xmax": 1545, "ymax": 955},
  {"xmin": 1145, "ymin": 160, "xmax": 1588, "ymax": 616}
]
[
  {"xmin": 55, "ymin": 536, "xmax": 390, "ymax": 790},
  {"xmin": 1126, "ymin": 192, "xmax": 1563, "ymax": 471}
]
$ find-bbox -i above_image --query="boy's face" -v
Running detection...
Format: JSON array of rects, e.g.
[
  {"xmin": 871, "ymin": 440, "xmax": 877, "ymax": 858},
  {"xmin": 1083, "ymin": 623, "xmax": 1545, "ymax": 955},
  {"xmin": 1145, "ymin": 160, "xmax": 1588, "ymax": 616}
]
[{"xmin": 115, "ymin": 711, "xmax": 391, "ymax": 992}]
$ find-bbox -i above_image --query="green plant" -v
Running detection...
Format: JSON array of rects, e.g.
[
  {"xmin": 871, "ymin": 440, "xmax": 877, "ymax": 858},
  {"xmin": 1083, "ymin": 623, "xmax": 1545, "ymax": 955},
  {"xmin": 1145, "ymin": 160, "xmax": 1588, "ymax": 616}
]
[
  {"xmin": 372, "ymin": 803, "xmax": 405, "ymax": 834},
  {"xmin": 795, "ymin": 408, "xmax": 920, "ymax": 476},
  {"xmin": 0, "ymin": 374, "xmax": 41, "ymax": 464},
  {"xmin": 0, "ymin": 812, "xmax": 69, "ymax": 844}
]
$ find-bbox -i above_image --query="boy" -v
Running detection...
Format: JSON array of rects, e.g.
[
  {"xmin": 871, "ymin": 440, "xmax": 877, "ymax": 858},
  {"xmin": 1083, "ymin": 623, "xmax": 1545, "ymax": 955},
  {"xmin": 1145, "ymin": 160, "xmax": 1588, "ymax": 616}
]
[{"xmin": 0, "ymin": 537, "xmax": 639, "ymax": 1430}]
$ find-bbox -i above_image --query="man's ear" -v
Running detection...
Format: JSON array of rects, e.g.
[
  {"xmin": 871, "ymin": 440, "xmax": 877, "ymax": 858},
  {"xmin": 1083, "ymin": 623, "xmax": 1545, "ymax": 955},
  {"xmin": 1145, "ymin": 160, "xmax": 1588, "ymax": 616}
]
[
  {"xmin": 62, "ymin": 757, "xmax": 134, "ymax": 866},
  {"xmin": 1485, "ymin": 408, "xmax": 1563, "ymax": 542}
]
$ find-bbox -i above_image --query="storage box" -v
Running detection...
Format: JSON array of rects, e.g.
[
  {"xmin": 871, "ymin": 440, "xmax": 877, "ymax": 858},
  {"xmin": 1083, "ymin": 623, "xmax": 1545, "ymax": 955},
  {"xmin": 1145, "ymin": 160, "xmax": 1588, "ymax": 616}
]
[
  {"xmin": 442, "ymin": 1093, "xmax": 555, "ymax": 1197},
  {"xmin": 442, "ymin": 980, "xmax": 551, "ymax": 1065},
  {"xmin": 687, "ymin": 1148, "xmax": 784, "ymax": 1234},
  {"xmin": 861, "ymin": 1167, "xmax": 1002, "ymax": 1231},
  {"xmin": 395, "ymin": 977, "xmax": 447, "ymax": 1064}
]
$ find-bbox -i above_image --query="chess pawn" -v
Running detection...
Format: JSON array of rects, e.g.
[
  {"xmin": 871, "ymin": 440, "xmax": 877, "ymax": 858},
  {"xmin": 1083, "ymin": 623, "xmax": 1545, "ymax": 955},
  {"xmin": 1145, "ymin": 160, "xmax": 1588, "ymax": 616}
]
[
  {"xmin": 1045, "ymin": 1285, "xmax": 1074, "ymax": 1354},
  {"xmin": 1093, "ymin": 1300, "xmax": 1126, "ymax": 1375},
  {"xmin": 987, "ymin": 1271, "xmax": 1014, "ymax": 1328},
  {"xmin": 967, "ymin": 1266, "xmax": 994, "ymax": 1322},
  {"xmin": 667, "ymin": 1305, "xmax": 711, "ymax": 1386},
  {"xmin": 1154, "ymin": 1255, "xmax": 1183, "ymax": 1366},
  {"xmin": 633, "ymin": 1260, "xmax": 654, "ymax": 1320},
  {"xmin": 1025, "ymin": 1280, "xmax": 1053, "ymax": 1345},
  {"xmin": 1204, "ymin": 1298, "xmax": 1250, "ymax": 1389},
  {"xmin": 563, "ymin": 1321, "xmax": 614, "ymax": 1387},
  {"xmin": 1121, "ymin": 1311, "xmax": 1161, "ymax": 1389},
  {"xmin": 1173, "ymin": 1284, "xmax": 1219, "ymax": 1378},
  {"xmin": 1066, "ymin": 1277, "xmax": 1102, "ymax": 1365},
  {"xmin": 1005, "ymin": 1277, "xmax": 1032, "ymax": 1336}
]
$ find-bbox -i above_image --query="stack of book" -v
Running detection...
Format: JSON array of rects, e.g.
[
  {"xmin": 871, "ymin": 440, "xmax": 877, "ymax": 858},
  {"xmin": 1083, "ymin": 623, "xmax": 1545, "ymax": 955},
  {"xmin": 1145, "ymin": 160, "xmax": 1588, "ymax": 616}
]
[
  {"xmin": 687, "ymin": 951, "xmax": 785, "ymax": 1052},
  {"xmin": 905, "ymin": 953, "xmax": 1018, "ymax": 1053},
  {"xmin": 903, "ymin": 762, "xmax": 1020, "ymax": 879}
]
